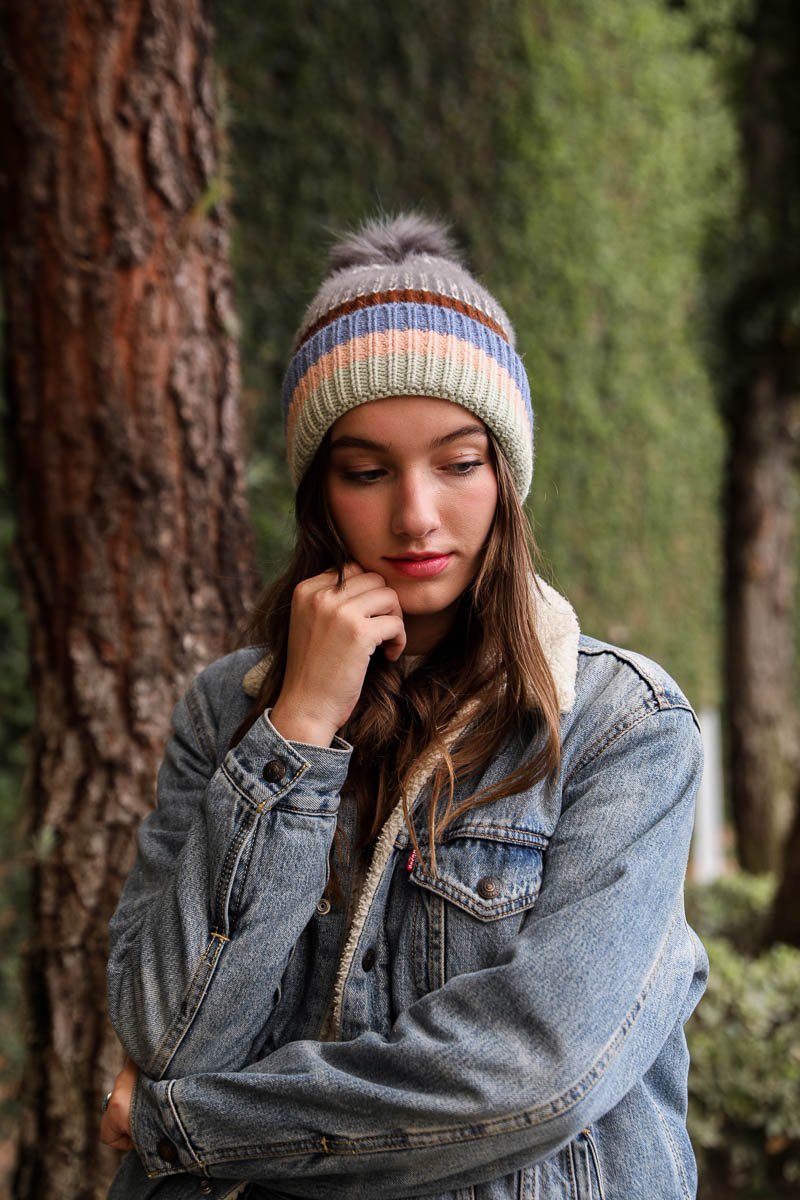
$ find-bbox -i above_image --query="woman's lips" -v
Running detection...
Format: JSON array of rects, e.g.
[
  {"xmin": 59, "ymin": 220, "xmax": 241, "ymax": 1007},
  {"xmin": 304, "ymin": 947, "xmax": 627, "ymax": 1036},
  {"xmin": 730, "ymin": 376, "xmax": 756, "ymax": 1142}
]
[{"xmin": 383, "ymin": 554, "xmax": 452, "ymax": 578}]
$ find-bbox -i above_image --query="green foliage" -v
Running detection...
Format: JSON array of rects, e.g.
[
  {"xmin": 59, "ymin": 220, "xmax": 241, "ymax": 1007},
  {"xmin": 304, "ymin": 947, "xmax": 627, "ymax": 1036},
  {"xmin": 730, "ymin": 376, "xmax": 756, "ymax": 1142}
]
[
  {"xmin": 686, "ymin": 871, "xmax": 777, "ymax": 955},
  {"xmin": 213, "ymin": 0, "xmax": 737, "ymax": 704},
  {"xmin": 687, "ymin": 873, "xmax": 800, "ymax": 1196}
]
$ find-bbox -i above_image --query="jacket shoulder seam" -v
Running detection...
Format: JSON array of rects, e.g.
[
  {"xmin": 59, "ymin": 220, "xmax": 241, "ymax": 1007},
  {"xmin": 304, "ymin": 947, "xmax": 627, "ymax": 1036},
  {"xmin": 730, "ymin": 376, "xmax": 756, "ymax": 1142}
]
[
  {"xmin": 183, "ymin": 681, "xmax": 218, "ymax": 763},
  {"xmin": 578, "ymin": 642, "xmax": 688, "ymax": 713},
  {"xmin": 568, "ymin": 703, "xmax": 697, "ymax": 780}
]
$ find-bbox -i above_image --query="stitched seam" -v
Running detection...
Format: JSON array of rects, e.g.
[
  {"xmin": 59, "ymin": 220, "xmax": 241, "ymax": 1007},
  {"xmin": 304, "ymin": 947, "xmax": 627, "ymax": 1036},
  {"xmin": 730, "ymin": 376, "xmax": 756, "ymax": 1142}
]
[
  {"xmin": 578, "ymin": 646, "xmax": 700, "ymax": 731},
  {"xmin": 567, "ymin": 704, "xmax": 693, "ymax": 782},
  {"xmin": 577, "ymin": 645, "xmax": 667, "ymax": 704},
  {"xmin": 231, "ymin": 829, "xmax": 258, "ymax": 919},
  {"xmin": 166, "ymin": 1078, "xmax": 205, "ymax": 1169},
  {"xmin": 147, "ymin": 931, "xmax": 229, "ymax": 1078},
  {"xmin": 213, "ymin": 814, "xmax": 258, "ymax": 930},
  {"xmin": 411, "ymin": 871, "xmax": 541, "ymax": 920},
  {"xmin": 272, "ymin": 801, "xmax": 340, "ymax": 817},
  {"xmin": 583, "ymin": 1128, "xmax": 606, "ymax": 1200},
  {"xmin": 568, "ymin": 706, "xmax": 660, "ymax": 776},
  {"xmin": 567, "ymin": 1140, "xmax": 577, "ymax": 1200},
  {"xmin": 441, "ymin": 825, "xmax": 549, "ymax": 849},
  {"xmin": 220, "ymin": 760, "xmax": 308, "ymax": 812},
  {"xmin": 655, "ymin": 1104, "xmax": 691, "ymax": 1200},
  {"xmin": 146, "ymin": 941, "xmax": 218, "ymax": 1077},
  {"xmin": 410, "ymin": 892, "xmax": 424, "ymax": 998},
  {"xmin": 438, "ymin": 894, "xmax": 447, "ymax": 987},
  {"xmin": 185, "ymin": 686, "xmax": 217, "ymax": 762}
]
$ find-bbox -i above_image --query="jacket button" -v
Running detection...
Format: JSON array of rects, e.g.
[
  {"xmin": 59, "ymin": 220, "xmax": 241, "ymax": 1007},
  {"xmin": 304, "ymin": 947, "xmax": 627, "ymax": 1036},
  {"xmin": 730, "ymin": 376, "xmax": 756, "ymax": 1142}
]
[
  {"xmin": 262, "ymin": 757, "xmax": 287, "ymax": 783},
  {"xmin": 199, "ymin": 1183, "xmax": 213, "ymax": 1196},
  {"xmin": 477, "ymin": 875, "xmax": 501, "ymax": 899},
  {"xmin": 316, "ymin": 897, "xmax": 332, "ymax": 915},
  {"xmin": 361, "ymin": 947, "xmax": 376, "ymax": 971},
  {"xmin": 157, "ymin": 1138, "xmax": 179, "ymax": 1163}
]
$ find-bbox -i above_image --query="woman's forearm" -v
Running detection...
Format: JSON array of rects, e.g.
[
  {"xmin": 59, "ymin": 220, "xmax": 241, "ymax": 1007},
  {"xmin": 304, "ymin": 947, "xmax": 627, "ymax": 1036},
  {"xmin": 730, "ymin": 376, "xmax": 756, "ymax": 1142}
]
[{"xmin": 107, "ymin": 679, "xmax": 351, "ymax": 1080}]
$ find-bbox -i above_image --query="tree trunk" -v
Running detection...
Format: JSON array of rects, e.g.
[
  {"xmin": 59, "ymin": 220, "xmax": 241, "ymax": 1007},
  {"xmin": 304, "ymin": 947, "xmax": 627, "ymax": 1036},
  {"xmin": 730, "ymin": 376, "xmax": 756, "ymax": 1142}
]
[
  {"xmin": 723, "ymin": 0, "xmax": 800, "ymax": 875},
  {"xmin": 724, "ymin": 357, "xmax": 799, "ymax": 872},
  {"xmin": 0, "ymin": 2, "xmax": 258, "ymax": 1196},
  {"xmin": 768, "ymin": 788, "xmax": 800, "ymax": 945}
]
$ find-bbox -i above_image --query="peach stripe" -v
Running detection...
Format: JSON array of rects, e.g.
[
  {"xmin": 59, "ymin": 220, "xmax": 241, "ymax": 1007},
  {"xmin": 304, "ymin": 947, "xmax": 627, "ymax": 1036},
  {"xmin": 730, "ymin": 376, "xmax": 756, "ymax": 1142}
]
[{"xmin": 286, "ymin": 329, "xmax": 528, "ymax": 446}]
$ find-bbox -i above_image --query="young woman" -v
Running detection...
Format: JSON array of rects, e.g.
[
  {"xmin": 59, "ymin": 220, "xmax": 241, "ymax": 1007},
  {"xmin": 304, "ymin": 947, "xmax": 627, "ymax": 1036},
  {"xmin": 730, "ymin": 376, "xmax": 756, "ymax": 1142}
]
[{"xmin": 101, "ymin": 215, "xmax": 707, "ymax": 1200}]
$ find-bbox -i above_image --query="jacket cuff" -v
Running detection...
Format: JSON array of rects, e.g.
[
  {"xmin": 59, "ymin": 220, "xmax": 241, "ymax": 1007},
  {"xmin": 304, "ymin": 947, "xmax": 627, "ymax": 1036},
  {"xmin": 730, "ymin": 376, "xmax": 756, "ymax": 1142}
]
[
  {"xmin": 130, "ymin": 1073, "xmax": 195, "ymax": 1179},
  {"xmin": 219, "ymin": 708, "xmax": 352, "ymax": 816}
]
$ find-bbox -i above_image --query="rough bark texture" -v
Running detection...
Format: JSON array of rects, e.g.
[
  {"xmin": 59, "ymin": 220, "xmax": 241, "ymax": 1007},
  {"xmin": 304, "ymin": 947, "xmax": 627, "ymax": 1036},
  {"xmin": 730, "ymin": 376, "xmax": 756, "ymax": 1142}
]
[
  {"xmin": 768, "ymin": 787, "xmax": 800, "ymax": 946},
  {"xmin": 724, "ymin": 358, "xmax": 799, "ymax": 871},
  {"xmin": 0, "ymin": 1, "xmax": 258, "ymax": 1195},
  {"xmin": 723, "ymin": 0, "xmax": 800, "ymax": 876}
]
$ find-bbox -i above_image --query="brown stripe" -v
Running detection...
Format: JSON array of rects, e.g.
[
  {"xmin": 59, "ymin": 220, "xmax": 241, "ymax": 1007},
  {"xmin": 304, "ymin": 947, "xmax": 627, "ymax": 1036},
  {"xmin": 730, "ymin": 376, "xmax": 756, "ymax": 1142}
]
[{"xmin": 295, "ymin": 289, "xmax": 510, "ymax": 349}]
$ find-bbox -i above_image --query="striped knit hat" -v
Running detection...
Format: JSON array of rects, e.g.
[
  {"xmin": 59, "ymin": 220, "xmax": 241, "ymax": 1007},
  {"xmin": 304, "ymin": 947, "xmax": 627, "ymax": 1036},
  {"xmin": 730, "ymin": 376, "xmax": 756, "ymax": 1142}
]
[{"xmin": 282, "ymin": 214, "xmax": 533, "ymax": 498}]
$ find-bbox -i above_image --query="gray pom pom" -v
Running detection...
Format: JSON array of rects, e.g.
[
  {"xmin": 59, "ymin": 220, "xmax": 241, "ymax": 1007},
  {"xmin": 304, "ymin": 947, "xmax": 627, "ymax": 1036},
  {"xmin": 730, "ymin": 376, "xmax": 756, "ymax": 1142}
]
[{"xmin": 328, "ymin": 212, "xmax": 462, "ymax": 272}]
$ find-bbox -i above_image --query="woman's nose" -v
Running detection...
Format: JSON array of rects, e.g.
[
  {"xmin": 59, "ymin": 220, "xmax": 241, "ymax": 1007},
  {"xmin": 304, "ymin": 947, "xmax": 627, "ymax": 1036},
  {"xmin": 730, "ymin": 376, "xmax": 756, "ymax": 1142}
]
[{"xmin": 391, "ymin": 474, "xmax": 441, "ymax": 539}]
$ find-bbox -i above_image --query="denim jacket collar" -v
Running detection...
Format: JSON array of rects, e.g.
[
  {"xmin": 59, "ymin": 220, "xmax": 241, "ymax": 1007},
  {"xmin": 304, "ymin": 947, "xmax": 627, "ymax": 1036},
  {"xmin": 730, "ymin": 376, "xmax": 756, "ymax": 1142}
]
[{"xmin": 240, "ymin": 576, "xmax": 580, "ymax": 715}]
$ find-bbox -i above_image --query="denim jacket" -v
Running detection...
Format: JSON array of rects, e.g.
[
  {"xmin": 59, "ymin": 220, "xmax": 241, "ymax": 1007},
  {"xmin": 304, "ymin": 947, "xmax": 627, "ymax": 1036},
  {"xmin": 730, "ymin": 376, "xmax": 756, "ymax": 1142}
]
[{"xmin": 107, "ymin": 581, "xmax": 707, "ymax": 1200}]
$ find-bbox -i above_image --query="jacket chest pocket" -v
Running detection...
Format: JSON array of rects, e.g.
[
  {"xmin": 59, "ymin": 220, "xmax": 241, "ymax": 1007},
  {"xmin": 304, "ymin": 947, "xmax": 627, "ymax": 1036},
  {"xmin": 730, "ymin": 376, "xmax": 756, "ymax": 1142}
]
[{"xmin": 406, "ymin": 826, "xmax": 548, "ymax": 992}]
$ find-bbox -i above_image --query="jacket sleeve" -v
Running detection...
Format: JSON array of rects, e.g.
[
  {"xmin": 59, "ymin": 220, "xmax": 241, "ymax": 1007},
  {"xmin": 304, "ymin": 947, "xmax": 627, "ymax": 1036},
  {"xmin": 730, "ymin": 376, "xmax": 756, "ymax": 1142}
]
[
  {"xmin": 107, "ymin": 669, "xmax": 352, "ymax": 1080},
  {"xmin": 126, "ymin": 703, "xmax": 707, "ymax": 1196}
]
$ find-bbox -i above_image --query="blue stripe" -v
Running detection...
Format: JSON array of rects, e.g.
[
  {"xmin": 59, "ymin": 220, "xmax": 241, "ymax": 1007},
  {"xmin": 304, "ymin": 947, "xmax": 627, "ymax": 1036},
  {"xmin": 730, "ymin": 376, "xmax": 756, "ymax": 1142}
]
[{"xmin": 282, "ymin": 302, "xmax": 531, "ymax": 420}]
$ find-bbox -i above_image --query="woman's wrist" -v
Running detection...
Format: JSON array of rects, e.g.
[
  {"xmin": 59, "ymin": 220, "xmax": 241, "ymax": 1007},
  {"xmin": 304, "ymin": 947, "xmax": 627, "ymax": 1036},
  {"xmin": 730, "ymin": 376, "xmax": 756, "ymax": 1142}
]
[{"xmin": 269, "ymin": 697, "xmax": 338, "ymax": 748}]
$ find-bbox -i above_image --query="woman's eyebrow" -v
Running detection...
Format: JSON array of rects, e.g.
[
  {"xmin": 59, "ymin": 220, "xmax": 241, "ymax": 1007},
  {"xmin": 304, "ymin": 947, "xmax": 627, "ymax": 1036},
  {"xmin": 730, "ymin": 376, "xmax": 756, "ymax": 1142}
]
[
  {"xmin": 330, "ymin": 425, "xmax": 487, "ymax": 453},
  {"xmin": 431, "ymin": 425, "xmax": 488, "ymax": 448}
]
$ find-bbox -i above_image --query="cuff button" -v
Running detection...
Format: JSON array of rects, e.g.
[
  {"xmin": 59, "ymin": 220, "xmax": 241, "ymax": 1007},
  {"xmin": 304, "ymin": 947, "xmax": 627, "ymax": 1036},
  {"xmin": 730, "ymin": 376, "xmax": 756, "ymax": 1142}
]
[
  {"xmin": 262, "ymin": 757, "xmax": 287, "ymax": 783},
  {"xmin": 157, "ymin": 1137, "xmax": 179, "ymax": 1163},
  {"xmin": 199, "ymin": 1182, "xmax": 213, "ymax": 1195}
]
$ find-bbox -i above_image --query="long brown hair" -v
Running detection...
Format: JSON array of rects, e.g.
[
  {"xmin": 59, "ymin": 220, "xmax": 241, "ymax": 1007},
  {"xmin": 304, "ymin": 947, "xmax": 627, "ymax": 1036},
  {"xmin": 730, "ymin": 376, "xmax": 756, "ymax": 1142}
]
[{"xmin": 234, "ymin": 428, "xmax": 562, "ymax": 874}]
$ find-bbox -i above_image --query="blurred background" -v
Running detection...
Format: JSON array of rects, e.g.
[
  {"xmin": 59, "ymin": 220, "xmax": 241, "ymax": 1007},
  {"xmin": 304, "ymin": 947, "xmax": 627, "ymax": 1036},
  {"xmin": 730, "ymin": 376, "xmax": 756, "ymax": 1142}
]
[{"xmin": 0, "ymin": 0, "xmax": 798, "ymax": 1196}]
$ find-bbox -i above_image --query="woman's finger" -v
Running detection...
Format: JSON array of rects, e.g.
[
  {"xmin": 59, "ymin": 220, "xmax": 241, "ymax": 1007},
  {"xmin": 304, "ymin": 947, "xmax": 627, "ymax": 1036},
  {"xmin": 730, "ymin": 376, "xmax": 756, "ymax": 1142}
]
[{"xmin": 363, "ymin": 614, "xmax": 407, "ymax": 656}]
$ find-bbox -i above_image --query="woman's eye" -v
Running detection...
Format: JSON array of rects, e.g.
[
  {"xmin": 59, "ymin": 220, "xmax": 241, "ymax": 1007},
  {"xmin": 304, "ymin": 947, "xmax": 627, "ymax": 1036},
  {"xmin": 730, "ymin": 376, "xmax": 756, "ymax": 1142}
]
[
  {"xmin": 446, "ymin": 460, "xmax": 484, "ymax": 475},
  {"xmin": 341, "ymin": 468, "xmax": 386, "ymax": 484}
]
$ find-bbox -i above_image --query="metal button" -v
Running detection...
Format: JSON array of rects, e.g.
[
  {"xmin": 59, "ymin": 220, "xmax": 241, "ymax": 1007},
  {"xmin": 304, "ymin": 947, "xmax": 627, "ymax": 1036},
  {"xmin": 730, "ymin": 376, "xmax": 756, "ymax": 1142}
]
[
  {"xmin": 316, "ymin": 897, "xmax": 331, "ymax": 915},
  {"xmin": 157, "ymin": 1137, "xmax": 179, "ymax": 1163},
  {"xmin": 361, "ymin": 947, "xmax": 376, "ymax": 971},
  {"xmin": 262, "ymin": 757, "xmax": 287, "ymax": 783},
  {"xmin": 477, "ymin": 875, "xmax": 501, "ymax": 899},
  {"xmin": 199, "ymin": 1182, "xmax": 213, "ymax": 1196}
]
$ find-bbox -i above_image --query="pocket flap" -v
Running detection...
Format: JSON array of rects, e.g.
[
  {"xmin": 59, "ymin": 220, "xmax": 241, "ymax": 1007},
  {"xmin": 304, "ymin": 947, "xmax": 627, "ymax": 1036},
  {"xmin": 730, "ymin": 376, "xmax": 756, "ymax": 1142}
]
[{"xmin": 409, "ymin": 824, "xmax": 548, "ymax": 921}]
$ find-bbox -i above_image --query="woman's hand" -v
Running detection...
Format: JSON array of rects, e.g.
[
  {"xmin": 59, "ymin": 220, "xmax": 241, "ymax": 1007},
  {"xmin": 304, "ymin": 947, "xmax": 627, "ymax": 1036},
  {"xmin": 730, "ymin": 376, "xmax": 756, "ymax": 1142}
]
[
  {"xmin": 270, "ymin": 562, "xmax": 406, "ymax": 746},
  {"xmin": 100, "ymin": 1056, "xmax": 138, "ymax": 1152}
]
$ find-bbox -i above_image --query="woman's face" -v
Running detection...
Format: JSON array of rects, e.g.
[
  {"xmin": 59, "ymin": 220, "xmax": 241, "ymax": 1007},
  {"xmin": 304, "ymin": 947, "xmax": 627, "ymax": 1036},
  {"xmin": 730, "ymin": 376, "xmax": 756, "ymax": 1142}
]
[{"xmin": 325, "ymin": 396, "xmax": 499, "ymax": 654}]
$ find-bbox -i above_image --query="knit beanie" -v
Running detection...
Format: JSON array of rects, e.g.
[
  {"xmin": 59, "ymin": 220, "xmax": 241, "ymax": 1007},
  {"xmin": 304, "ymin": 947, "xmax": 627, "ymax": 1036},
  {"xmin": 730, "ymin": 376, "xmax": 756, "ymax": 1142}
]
[{"xmin": 282, "ymin": 213, "xmax": 534, "ymax": 498}]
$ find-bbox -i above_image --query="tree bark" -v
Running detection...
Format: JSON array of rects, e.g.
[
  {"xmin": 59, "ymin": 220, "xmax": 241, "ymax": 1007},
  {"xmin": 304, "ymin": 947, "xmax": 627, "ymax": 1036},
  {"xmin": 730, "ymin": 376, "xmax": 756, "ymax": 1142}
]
[
  {"xmin": 724, "ymin": 352, "xmax": 799, "ymax": 871},
  {"xmin": 768, "ymin": 786, "xmax": 800, "ymax": 945},
  {"xmin": 0, "ymin": 2, "xmax": 258, "ymax": 1195},
  {"xmin": 723, "ymin": 0, "xmax": 800, "ymax": 875}
]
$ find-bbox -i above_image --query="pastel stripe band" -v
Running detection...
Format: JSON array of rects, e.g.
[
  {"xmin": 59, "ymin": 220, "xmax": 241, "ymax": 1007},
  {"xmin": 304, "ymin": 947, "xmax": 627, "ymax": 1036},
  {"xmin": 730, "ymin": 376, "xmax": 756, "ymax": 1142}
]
[{"xmin": 283, "ymin": 303, "xmax": 534, "ymax": 497}]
